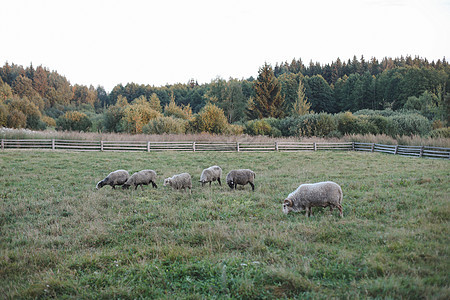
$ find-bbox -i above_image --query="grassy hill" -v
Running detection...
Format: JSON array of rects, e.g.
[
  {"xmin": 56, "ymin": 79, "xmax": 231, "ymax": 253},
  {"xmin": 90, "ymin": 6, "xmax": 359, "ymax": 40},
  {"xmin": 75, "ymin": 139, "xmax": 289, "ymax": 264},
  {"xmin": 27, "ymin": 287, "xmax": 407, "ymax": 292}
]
[{"xmin": 1, "ymin": 150, "xmax": 449, "ymax": 298}]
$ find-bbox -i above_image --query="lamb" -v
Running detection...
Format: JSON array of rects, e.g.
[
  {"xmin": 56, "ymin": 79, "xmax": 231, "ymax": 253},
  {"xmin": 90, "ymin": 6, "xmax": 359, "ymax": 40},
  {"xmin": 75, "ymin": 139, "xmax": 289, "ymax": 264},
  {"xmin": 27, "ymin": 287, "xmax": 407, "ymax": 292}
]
[
  {"xmin": 122, "ymin": 169, "xmax": 157, "ymax": 190},
  {"xmin": 282, "ymin": 181, "xmax": 343, "ymax": 217},
  {"xmin": 199, "ymin": 165, "xmax": 222, "ymax": 187},
  {"xmin": 163, "ymin": 173, "xmax": 192, "ymax": 193},
  {"xmin": 226, "ymin": 169, "xmax": 256, "ymax": 191},
  {"xmin": 96, "ymin": 170, "xmax": 130, "ymax": 189}
]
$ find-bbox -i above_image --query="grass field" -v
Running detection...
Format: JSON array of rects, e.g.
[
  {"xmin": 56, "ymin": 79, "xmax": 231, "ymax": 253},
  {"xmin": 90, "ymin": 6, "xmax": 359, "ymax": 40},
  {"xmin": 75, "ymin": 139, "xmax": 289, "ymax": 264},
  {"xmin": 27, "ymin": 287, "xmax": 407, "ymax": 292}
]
[{"xmin": 0, "ymin": 150, "xmax": 449, "ymax": 299}]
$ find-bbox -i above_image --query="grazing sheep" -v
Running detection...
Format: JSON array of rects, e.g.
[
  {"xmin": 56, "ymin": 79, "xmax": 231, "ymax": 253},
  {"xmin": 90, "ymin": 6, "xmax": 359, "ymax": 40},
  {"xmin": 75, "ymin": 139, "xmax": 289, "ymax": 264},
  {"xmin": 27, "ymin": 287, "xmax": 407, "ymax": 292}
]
[
  {"xmin": 122, "ymin": 169, "xmax": 157, "ymax": 190},
  {"xmin": 96, "ymin": 170, "xmax": 130, "ymax": 189},
  {"xmin": 163, "ymin": 173, "xmax": 192, "ymax": 193},
  {"xmin": 282, "ymin": 181, "xmax": 343, "ymax": 217},
  {"xmin": 226, "ymin": 169, "xmax": 256, "ymax": 191},
  {"xmin": 199, "ymin": 165, "xmax": 222, "ymax": 187}
]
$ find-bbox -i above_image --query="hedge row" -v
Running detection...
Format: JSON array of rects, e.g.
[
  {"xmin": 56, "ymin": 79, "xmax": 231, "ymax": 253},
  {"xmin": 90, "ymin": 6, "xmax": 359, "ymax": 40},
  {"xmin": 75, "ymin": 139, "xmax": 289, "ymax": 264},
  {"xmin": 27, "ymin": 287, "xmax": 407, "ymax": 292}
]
[{"xmin": 243, "ymin": 111, "xmax": 439, "ymax": 138}]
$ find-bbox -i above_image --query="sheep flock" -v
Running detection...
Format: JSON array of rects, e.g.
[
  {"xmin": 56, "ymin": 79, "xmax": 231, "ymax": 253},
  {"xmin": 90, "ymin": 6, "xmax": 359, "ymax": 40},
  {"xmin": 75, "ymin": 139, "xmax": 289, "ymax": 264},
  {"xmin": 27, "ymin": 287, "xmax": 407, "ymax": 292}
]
[{"xmin": 96, "ymin": 165, "xmax": 344, "ymax": 218}]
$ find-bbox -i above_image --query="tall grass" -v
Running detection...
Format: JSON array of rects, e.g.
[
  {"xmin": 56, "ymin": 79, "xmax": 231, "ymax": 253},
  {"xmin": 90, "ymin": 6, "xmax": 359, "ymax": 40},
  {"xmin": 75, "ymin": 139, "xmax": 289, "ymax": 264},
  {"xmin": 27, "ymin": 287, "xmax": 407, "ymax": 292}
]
[
  {"xmin": 0, "ymin": 150, "xmax": 449, "ymax": 298},
  {"xmin": 2, "ymin": 127, "xmax": 450, "ymax": 147}
]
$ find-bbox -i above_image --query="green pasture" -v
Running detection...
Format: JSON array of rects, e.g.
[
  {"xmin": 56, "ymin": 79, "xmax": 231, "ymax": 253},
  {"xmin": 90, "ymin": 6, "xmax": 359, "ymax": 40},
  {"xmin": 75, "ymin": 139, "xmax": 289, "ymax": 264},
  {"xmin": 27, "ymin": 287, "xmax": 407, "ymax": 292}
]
[{"xmin": 0, "ymin": 150, "xmax": 449, "ymax": 299}]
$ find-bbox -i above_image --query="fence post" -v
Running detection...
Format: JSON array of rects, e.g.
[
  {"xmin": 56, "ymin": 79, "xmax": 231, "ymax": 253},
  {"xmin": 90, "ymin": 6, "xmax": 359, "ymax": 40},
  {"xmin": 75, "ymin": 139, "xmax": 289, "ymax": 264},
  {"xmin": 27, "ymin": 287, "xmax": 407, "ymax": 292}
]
[
  {"xmin": 52, "ymin": 139, "xmax": 55, "ymax": 150},
  {"xmin": 236, "ymin": 142, "xmax": 240, "ymax": 152},
  {"xmin": 313, "ymin": 142, "xmax": 317, "ymax": 151},
  {"xmin": 394, "ymin": 145, "xmax": 399, "ymax": 155},
  {"xmin": 100, "ymin": 140, "xmax": 104, "ymax": 152},
  {"xmin": 371, "ymin": 143, "xmax": 375, "ymax": 152},
  {"xmin": 275, "ymin": 142, "xmax": 279, "ymax": 152},
  {"xmin": 147, "ymin": 142, "xmax": 151, "ymax": 152},
  {"xmin": 193, "ymin": 142, "xmax": 196, "ymax": 152},
  {"xmin": 419, "ymin": 146, "xmax": 424, "ymax": 157},
  {"xmin": 352, "ymin": 142, "xmax": 355, "ymax": 151},
  {"xmin": 1, "ymin": 139, "xmax": 3, "ymax": 150}
]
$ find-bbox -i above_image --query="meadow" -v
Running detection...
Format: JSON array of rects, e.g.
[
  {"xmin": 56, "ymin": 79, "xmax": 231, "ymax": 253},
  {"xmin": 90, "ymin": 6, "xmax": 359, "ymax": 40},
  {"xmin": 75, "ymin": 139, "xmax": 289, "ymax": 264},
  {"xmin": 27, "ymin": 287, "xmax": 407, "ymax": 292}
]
[{"xmin": 0, "ymin": 150, "xmax": 449, "ymax": 299}]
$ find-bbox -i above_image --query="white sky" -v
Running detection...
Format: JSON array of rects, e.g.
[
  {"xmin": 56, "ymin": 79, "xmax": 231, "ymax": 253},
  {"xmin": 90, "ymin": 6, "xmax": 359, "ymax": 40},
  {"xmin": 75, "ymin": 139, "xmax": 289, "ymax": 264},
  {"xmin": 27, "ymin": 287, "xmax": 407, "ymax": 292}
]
[{"xmin": 1, "ymin": 0, "xmax": 449, "ymax": 92}]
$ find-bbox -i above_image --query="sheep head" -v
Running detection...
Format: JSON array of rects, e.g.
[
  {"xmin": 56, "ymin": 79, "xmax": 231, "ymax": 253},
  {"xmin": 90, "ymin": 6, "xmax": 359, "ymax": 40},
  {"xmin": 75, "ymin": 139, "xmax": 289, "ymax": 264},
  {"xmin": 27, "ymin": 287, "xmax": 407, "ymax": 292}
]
[
  {"xmin": 282, "ymin": 199, "xmax": 293, "ymax": 214},
  {"xmin": 163, "ymin": 178, "xmax": 171, "ymax": 186},
  {"xmin": 96, "ymin": 181, "xmax": 105, "ymax": 190},
  {"xmin": 227, "ymin": 180, "xmax": 234, "ymax": 189}
]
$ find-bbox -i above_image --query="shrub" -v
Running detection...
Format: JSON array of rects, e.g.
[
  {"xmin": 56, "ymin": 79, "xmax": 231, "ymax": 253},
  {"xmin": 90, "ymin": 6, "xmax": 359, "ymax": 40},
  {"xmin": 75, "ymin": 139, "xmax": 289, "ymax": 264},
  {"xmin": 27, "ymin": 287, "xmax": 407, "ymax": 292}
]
[
  {"xmin": 337, "ymin": 112, "xmax": 359, "ymax": 135},
  {"xmin": 190, "ymin": 103, "xmax": 229, "ymax": 134},
  {"xmin": 142, "ymin": 116, "xmax": 187, "ymax": 134},
  {"xmin": 7, "ymin": 109, "xmax": 26, "ymax": 128},
  {"xmin": 245, "ymin": 119, "xmax": 272, "ymax": 136},
  {"xmin": 429, "ymin": 127, "xmax": 450, "ymax": 138},
  {"xmin": 56, "ymin": 111, "xmax": 92, "ymax": 132},
  {"xmin": 354, "ymin": 109, "xmax": 397, "ymax": 117},
  {"xmin": 26, "ymin": 114, "xmax": 46, "ymax": 130},
  {"xmin": 387, "ymin": 113, "xmax": 431, "ymax": 137},
  {"xmin": 122, "ymin": 104, "xmax": 162, "ymax": 134},
  {"xmin": 225, "ymin": 124, "xmax": 244, "ymax": 135},
  {"xmin": 366, "ymin": 115, "xmax": 390, "ymax": 135},
  {"xmin": 42, "ymin": 116, "xmax": 56, "ymax": 127},
  {"xmin": 103, "ymin": 105, "xmax": 124, "ymax": 133},
  {"xmin": 277, "ymin": 116, "xmax": 304, "ymax": 136},
  {"xmin": 299, "ymin": 113, "xmax": 337, "ymax": 137},
  {"xmin": 0, "ymin": 104, "xmax": 7, "ymax": 127}
]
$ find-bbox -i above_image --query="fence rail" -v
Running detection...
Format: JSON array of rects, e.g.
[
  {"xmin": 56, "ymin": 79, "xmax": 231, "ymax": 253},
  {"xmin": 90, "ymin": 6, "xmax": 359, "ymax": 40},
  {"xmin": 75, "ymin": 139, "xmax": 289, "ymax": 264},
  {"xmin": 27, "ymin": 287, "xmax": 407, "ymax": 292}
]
[{"xmin": 1, "ymin": 139, "xmax": 449, "ymax": 159}]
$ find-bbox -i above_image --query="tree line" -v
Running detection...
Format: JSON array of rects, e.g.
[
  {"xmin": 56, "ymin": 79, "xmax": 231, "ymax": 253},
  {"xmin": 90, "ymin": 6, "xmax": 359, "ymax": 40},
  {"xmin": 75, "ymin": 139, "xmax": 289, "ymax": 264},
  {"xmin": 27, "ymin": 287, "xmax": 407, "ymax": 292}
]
[{"xmin": 0, "ymin": 55, "xmax": 449, "ymax": 138}]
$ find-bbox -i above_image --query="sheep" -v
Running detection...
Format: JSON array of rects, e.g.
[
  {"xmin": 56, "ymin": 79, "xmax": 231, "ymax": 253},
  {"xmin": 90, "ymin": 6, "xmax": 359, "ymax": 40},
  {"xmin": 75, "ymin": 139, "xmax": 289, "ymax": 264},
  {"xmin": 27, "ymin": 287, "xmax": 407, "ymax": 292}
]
[
  {"xmin": 96, "ymin": 170, "xmax": 130, "ymax": 189},
  {"xmin": 226, "ymin": 169, "xmax": 256, "ymax": 191},
  {"xmin": 122, "ymin": 169, "xmax": 157, "ymax": 190},
  {"xmin": 199, "ymin": 165, "xmax": 222, "ymax": 187},
  {"xmin": 282, "ymin": 181, "xmax": 343, "ymax": 217},
  {"xmin": 163, "ymin": 173, "xmax": 192, "ymax": 193}
]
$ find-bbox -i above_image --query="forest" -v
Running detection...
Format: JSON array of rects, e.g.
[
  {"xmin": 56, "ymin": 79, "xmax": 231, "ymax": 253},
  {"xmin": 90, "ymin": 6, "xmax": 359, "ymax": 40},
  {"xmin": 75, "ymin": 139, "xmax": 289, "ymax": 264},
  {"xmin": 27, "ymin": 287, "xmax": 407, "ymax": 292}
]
[{"xmin": 0, "ymin": 55, "xmax": 449, "ymax": 138}]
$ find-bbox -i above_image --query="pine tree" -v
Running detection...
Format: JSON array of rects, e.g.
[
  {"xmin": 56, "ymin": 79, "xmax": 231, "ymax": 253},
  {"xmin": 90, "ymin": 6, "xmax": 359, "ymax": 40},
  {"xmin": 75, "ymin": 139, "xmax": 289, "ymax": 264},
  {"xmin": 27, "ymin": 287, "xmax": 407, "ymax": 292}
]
[
  {"xmin": 251, "ymin": 63, "xmax": 285, "ymax": 119},
  {"xmin": 291, "ymin": 77, "xmax": 311, "ymax": 116}
]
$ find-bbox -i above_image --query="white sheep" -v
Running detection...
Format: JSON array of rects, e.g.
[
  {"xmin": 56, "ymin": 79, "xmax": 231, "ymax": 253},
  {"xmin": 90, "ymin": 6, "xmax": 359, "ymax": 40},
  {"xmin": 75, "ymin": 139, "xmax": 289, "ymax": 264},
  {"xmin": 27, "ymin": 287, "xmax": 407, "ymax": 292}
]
[
  {"xmin": 282, "ymin": 181, "xmax": 343, "ymax": 217},
  {"xmin": 122, "ymin": 169, "xmax": 157, "ymax": 190},
  {"xmin": 226, "ymin": 169, "xmax": 256, "ymax": 191},
  {"xmin": 96, "ymin": 170, "xmax": 130, "ymax": 189},
  {"xmin": 163, "ymin": 173, "xmax": 192, "ymax": 193},
  {"xmin": 199, "ymin": 165, "xmax": 222, "ymax": 187}
]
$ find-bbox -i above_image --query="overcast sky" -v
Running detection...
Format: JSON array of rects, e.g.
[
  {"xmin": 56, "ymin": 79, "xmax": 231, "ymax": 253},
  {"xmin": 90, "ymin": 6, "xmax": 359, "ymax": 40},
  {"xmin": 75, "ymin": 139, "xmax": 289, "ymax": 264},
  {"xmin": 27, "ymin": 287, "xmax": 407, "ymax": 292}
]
[{"xmin": 1, "ymin": 0, "xmax": 449, "ymax": 92}]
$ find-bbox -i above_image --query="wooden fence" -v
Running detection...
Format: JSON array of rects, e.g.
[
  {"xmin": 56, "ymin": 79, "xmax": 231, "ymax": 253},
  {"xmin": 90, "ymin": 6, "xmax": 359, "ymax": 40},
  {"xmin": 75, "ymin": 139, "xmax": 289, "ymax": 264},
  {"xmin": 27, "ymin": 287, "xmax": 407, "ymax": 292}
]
[{"xmin": 1, "ymin": 139, "xmax": 449, "ymax": 159}]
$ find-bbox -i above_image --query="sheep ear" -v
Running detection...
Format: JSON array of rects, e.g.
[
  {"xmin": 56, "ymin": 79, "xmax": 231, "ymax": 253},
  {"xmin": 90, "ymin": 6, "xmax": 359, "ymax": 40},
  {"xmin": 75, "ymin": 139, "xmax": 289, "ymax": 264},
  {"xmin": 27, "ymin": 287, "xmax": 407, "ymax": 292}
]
[{"xmin": 284, "ymin": 199, "xmax": 293, "ymax": 207}]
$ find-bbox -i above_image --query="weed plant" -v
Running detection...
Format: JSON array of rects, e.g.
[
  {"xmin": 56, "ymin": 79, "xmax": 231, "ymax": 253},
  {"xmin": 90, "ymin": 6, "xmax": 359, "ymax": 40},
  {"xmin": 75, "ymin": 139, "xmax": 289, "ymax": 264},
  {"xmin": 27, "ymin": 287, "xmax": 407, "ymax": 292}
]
[{"xmin": 0, "ymin": 150, "xmax": 449, "ymax": 298}]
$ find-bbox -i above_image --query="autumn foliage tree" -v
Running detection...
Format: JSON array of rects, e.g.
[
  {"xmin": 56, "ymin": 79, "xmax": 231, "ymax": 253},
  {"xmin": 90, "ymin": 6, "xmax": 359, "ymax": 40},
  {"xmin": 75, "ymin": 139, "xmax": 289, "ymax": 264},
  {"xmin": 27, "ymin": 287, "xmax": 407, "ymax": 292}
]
[
  {"xmin": 122, "ymin": 96, "xmax": 162, "ymax": 133},
  {"xmin": 164, "ymin": 92, "xmax": 192, "ymax": 120},
  {"xmin": 190, "ymin": 103, "xmax": 228, "ymax": 134}
]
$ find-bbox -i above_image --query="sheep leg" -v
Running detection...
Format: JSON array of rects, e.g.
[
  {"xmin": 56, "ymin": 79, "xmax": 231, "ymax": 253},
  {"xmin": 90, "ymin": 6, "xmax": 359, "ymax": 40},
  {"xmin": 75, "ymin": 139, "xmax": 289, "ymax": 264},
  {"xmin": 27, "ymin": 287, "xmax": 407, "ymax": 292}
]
[
  {"xmin": 234, "ymin": 183, "xmax": 237, "ymax": 190},
  {"xmin": 202, "ymin": 182, "xmax": 205, "ymax": 187},
  {"xmin": 134, "ymin": 185, "xmax": 139, "ymax": 190},
  {"xmin": 189, "ymin": 187, "xmax": 192, "ymax": 194},
  {"xmin": 218, "ymin": 178, "xmax": 222, "ymax": 186},
  {"xmin": 112, "ymin": 185, "xmax": 116, "ymax": 189},
  {"xmin": 152, "ymin": 181, "xmax": 158, "ymax": 188},
  {"xmin": 337, "ymin": 204, "xmax": 343, "ymax": 217},
  {"xmin": 249, "ymin": 182, "xmax": 255, "ymax": 191},
  {"xmin": 307, "ymin": 207, "xmax": 312, "ymax": 217},
  {"xmin": 141, "ymin": 184, "xmax": 145, "ymax": 191},
  {"xmin": 209, "ymin": 182, "xmax": 212, "ymax": 186}
]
